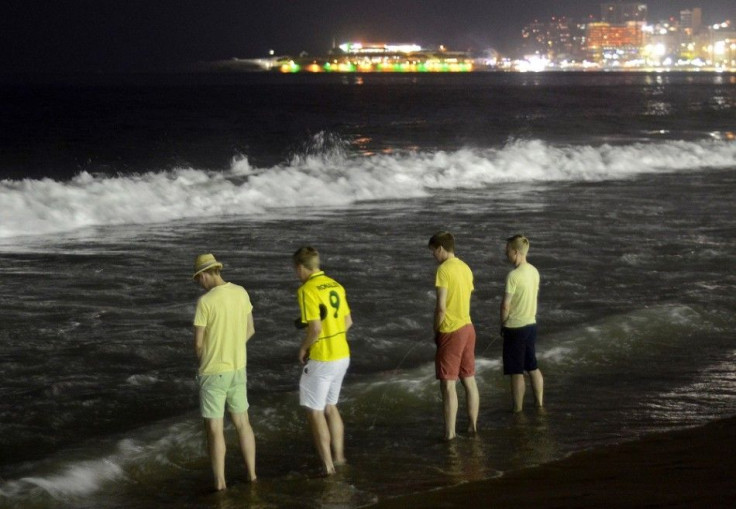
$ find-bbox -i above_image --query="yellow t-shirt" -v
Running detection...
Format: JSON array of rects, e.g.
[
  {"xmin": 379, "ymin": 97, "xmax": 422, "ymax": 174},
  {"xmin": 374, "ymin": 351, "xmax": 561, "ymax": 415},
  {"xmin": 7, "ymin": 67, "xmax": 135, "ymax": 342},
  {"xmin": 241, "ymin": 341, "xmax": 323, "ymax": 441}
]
[
  {"xmin": 297, "ymin": 271, "xmax": 351, "ymax": 362},
  {"xmin": 435, "ymin": 257, "xmax": 474, "ymax": 333},
  {"xmin": 504, "ymin": 262, "xmax": 539, "ymax": 328},
  {"xmin": 193, "ymin": 282, "xmax": 253, "ymax": 375}
]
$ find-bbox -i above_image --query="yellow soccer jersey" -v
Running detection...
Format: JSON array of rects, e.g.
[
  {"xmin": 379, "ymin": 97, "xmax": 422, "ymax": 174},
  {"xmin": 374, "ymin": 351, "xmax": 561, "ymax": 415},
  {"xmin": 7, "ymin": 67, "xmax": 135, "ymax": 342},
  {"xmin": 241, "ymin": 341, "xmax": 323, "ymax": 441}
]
[
  {"xmin": 435, "ymin": 257, "xmax": 474, "ymax": 333},
  {"xmin": 297, "ymin": 271, "xmax": 351, "ymax": 361}
]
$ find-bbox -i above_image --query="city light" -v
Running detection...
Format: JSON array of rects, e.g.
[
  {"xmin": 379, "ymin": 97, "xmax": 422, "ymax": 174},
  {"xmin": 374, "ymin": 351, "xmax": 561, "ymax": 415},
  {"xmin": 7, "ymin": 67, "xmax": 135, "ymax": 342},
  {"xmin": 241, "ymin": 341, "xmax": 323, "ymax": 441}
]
[
  {"xmin": 279, "ymin": 41, "xmax": 473, "ymax": 73},
  {"xmin": 263, "ymin": 5, "xmax": 733, "ymax": 73},
  {"xmin": 513, "ymin": 4, "xmax": 735, "ymax": 71}
]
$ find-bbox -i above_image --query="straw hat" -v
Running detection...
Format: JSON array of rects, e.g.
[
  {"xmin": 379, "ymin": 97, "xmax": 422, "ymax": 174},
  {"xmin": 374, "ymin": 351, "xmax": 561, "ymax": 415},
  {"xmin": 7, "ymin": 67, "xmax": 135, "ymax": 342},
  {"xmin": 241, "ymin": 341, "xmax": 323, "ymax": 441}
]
[{"xmin": 192, "ymin": 253, "xmax": 223, "ymax": 279}]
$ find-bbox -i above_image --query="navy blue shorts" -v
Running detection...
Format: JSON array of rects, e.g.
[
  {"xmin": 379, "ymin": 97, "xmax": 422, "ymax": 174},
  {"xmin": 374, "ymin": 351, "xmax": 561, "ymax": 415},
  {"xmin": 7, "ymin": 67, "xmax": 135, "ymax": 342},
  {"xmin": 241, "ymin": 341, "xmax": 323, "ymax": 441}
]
[{"xmin": 502, "ymin": 324, "xmax": 539, "ymax": 375}]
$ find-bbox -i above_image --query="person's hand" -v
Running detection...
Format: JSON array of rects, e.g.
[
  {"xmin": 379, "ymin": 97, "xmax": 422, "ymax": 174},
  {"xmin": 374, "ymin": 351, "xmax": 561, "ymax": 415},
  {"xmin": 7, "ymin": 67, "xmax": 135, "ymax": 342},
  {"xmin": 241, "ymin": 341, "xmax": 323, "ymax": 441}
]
[{"xmin": 299, "ymin": 346, "xmax": 309, "ymax": 365}]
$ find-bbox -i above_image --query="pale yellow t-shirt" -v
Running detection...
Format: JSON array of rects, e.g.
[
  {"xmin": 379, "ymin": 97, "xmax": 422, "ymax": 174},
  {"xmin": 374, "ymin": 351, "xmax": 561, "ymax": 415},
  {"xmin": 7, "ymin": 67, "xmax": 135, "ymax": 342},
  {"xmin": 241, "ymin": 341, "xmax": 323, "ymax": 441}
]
[
  {"xmin": 435, "ymin": 257, "xmax": 474, "ymax": 333},
  {"xmin": 193, "ymin": 282, "xmax": 253, "ymax": 375},
  {"xmin": 504, "ymin": 262, "xmax": 539, "ymax": 328}
]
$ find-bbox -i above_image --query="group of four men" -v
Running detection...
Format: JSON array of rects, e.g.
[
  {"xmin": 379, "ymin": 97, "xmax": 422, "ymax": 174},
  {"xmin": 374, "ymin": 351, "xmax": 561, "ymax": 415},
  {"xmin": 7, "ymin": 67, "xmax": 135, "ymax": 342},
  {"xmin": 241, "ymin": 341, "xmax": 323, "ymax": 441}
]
[{"xmin": 191, "ymin": 233, "xmax": 543, "ymax": 490}]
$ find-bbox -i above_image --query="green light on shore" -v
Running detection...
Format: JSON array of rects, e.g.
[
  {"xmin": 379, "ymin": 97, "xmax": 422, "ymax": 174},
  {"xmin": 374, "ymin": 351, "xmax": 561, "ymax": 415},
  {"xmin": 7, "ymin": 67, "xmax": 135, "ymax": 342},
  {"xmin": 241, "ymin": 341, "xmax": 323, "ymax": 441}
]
[{"xmin": 279, "ymin": 62, "xmax": 301, "ymax": 73}]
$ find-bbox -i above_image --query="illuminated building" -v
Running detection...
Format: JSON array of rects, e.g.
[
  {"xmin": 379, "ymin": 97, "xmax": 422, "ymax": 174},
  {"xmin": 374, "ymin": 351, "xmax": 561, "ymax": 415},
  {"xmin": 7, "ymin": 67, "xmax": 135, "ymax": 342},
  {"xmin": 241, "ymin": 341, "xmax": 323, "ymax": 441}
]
[
  {"xmin": 278, "ymin": 42, "xmax": 474, "ymax": 73},
  {"xmin": 680, "ymin": 8, "xmax": 703, "ymax": 35},
  {"xmin": 338, "ymin": 42, "xmax": 423, "ymax": 55},
  {"xmin": 698, "ymin": 22, "xmax": 736, "ymax": 68},
  {"xmin": 521, "ymin": 21, "xmax": 550, "ymax": 56},
  {"xmin": 586, "ymin": 21, "xmax": 644, "ymax": 64},
  {"xmin": 641, "ymin": 21, "xmax": 680, "ymax": 66},
  {"xmin": 521, "ymin": 17, "xmax": 586, "ymax": 64}
]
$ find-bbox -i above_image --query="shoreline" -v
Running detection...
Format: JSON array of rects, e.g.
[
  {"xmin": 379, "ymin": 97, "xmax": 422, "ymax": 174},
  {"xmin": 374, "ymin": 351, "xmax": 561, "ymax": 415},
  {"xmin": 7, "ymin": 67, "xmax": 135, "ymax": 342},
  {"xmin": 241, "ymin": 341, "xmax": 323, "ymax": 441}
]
[{"xmin": 367, "ymin": 416, "xmax": 736, "ymax": 509}]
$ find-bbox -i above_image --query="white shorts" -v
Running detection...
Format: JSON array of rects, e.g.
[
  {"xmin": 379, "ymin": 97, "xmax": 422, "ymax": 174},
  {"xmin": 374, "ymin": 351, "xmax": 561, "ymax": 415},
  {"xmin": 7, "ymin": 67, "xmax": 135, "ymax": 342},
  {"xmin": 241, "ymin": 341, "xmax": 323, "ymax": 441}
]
[{"xmin": 299, "ymin": 357, "xmax": 350, "ymax": 411}]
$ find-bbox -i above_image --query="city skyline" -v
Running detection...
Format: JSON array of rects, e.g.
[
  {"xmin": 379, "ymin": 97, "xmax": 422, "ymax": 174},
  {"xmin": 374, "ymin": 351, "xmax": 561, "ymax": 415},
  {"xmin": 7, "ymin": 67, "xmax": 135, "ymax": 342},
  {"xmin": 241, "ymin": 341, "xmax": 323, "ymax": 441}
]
[{"xmin": 2, "ymin": 1, "xmax": 734, "ymax": 74}]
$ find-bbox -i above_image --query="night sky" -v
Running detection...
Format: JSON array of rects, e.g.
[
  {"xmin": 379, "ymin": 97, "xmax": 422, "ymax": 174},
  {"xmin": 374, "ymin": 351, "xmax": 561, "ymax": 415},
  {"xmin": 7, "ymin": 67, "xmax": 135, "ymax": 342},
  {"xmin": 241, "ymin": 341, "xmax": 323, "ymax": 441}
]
[{"xmin": 2, "ymin": 1, "xmax": 734, "ymax": 73}]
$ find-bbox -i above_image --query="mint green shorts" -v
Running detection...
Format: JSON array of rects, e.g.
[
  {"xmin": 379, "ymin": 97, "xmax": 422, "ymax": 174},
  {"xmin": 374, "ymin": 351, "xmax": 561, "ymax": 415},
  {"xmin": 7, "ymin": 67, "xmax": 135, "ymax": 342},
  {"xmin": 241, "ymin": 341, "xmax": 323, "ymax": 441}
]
[{"xmin": 198, "ymin": 368, "xmax": 249, "ymax": 418}]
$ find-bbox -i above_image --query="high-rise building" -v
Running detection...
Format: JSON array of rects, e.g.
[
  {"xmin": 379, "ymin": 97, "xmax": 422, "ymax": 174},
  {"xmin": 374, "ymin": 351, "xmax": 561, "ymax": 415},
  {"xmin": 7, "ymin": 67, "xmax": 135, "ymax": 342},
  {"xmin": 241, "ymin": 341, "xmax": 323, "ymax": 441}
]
[
  {"xmin": 521, "ymin": 21, "xmax": 550, "ymax": 56},
  {"xmin": 520, "ymin": 17, "xmax": 578, "ymax": 61},
  {"xmin": 680, "ymin": 8, "xmax": 702, "ymax": 34},
  {"xmin": 601, "ymin": 2, "xmax": 648, "ymax": 25},
  {"xmin": 586, "ymin": 21, "xmax": 644, "ymax": 63}
]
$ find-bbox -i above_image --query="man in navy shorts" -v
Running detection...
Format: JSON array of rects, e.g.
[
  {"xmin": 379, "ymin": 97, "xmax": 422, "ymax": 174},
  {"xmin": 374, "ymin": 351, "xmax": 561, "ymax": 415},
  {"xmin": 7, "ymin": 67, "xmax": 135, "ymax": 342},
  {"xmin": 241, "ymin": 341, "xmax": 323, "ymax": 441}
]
[{"xmin": 500, "ymin": 235, "xmax": 544, "ymax": 413}]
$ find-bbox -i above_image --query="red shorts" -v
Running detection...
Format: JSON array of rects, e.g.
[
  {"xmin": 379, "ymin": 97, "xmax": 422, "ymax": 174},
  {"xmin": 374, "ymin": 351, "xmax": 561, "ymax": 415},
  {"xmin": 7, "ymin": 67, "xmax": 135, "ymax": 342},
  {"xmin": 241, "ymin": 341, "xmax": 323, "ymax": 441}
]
[{"xmin": 435, "ymin": 323, "xmax": 476, "ymax": 380}]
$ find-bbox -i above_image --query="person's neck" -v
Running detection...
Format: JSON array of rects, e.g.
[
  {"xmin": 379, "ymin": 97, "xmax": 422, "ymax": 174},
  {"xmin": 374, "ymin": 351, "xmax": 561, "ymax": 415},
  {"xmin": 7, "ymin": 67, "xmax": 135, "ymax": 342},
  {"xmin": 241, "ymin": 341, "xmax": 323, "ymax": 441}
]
[
  {"xmin": 515, "ymin": 255, "xmax": 526, "ymax": 267},
  {"xmin": 301, "ymin": 267, "xmax": 321, "ymax": 283}
]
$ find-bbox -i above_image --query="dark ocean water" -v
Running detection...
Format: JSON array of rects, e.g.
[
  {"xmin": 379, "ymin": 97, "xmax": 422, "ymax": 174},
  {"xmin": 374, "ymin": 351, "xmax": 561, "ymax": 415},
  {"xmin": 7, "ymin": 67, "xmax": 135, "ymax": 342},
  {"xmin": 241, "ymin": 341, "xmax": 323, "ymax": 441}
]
[{"xmin": 1, "ymin": 71, "xmax": 735, "ymax": 508}]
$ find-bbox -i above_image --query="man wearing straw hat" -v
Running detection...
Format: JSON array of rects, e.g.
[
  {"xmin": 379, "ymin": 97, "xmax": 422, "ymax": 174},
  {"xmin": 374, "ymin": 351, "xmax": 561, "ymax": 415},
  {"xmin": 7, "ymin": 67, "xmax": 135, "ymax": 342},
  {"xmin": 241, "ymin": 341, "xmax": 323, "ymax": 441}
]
[{"xmin": 192, "ymin": 253, "xmax": 257, "ymax": 490}]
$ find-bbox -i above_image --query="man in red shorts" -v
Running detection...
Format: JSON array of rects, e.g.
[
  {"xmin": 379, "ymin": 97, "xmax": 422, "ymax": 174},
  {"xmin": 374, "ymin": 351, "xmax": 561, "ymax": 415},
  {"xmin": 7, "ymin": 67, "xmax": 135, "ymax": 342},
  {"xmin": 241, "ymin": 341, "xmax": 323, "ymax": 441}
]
[{"xmin": 428, "ymin": 231, "xmax": 479, "ymax": 440}]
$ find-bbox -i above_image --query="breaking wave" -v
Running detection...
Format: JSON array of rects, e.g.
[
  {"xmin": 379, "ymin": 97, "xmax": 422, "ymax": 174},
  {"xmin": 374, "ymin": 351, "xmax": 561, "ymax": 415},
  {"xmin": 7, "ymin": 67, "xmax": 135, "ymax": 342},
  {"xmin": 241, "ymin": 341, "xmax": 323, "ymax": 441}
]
[{"xmin": 2, "ymin": 138, "xmax": 735, "ymax": 238}]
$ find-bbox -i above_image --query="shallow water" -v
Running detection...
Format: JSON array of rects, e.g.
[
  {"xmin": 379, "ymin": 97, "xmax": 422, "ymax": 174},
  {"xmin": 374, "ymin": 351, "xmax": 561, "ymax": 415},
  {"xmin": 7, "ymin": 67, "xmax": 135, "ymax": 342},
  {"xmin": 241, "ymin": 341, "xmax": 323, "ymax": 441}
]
[
  {"xmin": 1, "ymin": 72, "xmax": 735, "ymax": 508},
  {"xmin": 2, "ymin": 168, "xmax": 736, "ymax": 508}
]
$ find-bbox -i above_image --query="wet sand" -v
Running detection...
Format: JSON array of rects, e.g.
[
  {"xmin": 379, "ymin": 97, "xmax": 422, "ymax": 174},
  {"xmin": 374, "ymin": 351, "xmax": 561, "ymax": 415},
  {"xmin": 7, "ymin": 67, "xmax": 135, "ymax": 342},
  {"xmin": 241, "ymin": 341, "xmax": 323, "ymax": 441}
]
[{"xmin": 368, "ymin": 416, "xmax": 736, "ymax": 509}]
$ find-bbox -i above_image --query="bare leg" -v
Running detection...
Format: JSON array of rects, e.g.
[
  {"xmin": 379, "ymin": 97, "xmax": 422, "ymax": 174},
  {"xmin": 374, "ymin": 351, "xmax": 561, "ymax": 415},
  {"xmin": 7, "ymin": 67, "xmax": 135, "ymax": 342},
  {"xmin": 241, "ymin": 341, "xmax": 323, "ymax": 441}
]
[
  {"xmin": 205, "ymin": 418, "xmax": 227, "ymax": 491},
  {"xmin": 440, "ymin": 380, "xmax": 458, "ymax": 440},
  {"xmin": 306, "ymin": 409, "xmax": 335, "ymax": 475},
  {"xmin": 324, "ymin": 404, "xmax": 346, "ymax": 465},
  {"xmin": 460, "ymin": 376, "xmax": 479, "ymax": 433},
  {"xmin": 230, "ymin": 411, "xmax": 257, "ymax": 481},
  {"xmin": 510, "ymin": 374, "xmax": 525, "ymax": 413},
  {"xmin": 529, "ymin": 369, "xmax": 544, "ymax": 407}
]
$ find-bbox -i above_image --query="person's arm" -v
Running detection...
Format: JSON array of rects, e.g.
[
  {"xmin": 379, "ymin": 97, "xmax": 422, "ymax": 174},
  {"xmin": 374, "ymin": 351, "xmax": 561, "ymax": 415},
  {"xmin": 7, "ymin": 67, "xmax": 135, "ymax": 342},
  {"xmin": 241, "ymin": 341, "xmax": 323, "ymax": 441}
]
[
  {"xmin": 299, "ymin": 320, "xmax": 322, "ymax": 364},
  {"xmin": 500, "ymin": 293, "xmax": 512, "ymax": 332},
  {"xmin": 344, "ymin": 313, "xmax": 353, "ymax": 331},
  {"xmin": 194, "ymin": 326, "xmax": 206, "ymax": 360},
  {"xmin": 434, "ymin": 286, "xmax": 447, "ymax": 333},
  {"xmin": 245, "ymin": 312, "xmax": 255, "ymax": 342}
]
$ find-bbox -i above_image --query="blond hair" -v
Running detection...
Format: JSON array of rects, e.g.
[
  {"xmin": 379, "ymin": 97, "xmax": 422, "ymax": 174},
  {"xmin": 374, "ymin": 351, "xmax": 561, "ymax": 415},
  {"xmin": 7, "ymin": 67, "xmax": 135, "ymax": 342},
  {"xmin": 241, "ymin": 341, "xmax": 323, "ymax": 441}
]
[
  {"xmin": 506, "ymin": 234, "xmax": 530, "ymax": 255},
  {"xmin": 293, "ymin": 246, "xmax": 320, "ymax": 270}
]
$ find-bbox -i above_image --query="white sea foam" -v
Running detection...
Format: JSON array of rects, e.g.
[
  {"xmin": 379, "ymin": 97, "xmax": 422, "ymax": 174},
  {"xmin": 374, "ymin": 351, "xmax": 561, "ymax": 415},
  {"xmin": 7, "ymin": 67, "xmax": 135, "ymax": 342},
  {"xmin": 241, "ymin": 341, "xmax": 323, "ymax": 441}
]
[
  {"xmin": 21, "ymin": 460, "xmax": 124, "ymax": 498},
  {"xmin": 0, "ymin": 458, "xmax": 124, "ymax": 502},
  {"xmin": 0, "ymin": 420, "xmax": 201, "ymax": 504},
  {"xmin": 538, "ymin": 304, "xmax": 703, "ymax": 371},
  {"xmin": 126, "ymin": 373, "xmax": 160, "ymax": 386},
  {"xmin": 2, "ymin": 139, "xmax": 734, "ymax": 239}
]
